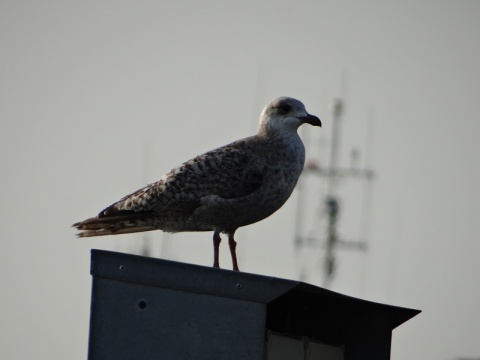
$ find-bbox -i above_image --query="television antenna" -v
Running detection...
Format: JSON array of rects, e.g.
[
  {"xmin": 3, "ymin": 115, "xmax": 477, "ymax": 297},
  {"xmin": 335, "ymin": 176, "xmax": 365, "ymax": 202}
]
[{"xmin": 294, "ymin": 98, "xmax": 375, "ymax": 288}]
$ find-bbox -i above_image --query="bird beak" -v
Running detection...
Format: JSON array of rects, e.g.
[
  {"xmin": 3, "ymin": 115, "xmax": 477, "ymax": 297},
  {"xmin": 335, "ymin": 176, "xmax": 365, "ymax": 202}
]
[{"xmin": 299, "ymin": 114, "xmax": 322, "ymax": 127}]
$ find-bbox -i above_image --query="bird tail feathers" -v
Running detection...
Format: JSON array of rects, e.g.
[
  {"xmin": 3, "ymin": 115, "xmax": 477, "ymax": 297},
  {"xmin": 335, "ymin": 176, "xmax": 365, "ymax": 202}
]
[{"xmin": 73, "ymin": 213, "xmax": 157, "ymax": 237}]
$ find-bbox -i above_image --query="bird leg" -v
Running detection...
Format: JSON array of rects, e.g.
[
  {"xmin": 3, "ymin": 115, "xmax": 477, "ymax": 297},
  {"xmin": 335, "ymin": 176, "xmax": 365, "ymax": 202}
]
[
  {"xmin": 213, "ymin": 231, "xmax": 221, "ymax": 268},
  {"xmin": 228, "ymin": 232, "xmax": 240, "ymax": 272}
]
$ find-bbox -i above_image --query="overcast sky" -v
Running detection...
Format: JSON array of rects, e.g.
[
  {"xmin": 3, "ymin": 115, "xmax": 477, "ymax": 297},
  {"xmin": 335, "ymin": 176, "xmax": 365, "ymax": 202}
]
[{"xmin": 2, "ymin": 1, "xmax": 480, "ymax": 359}]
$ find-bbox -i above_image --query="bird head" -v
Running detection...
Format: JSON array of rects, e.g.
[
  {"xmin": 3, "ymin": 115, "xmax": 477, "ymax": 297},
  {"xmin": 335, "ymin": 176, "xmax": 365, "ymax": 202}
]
[{"xmin": 258, "ymin": 97, "xmax": 321, "ymax": 134}]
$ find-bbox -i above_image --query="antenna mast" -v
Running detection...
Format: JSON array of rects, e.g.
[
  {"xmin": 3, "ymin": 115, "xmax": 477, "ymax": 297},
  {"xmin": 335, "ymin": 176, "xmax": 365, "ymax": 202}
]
[{"xmin": 295, "ymin": 98, "xmax": 374, "ymax": 288}]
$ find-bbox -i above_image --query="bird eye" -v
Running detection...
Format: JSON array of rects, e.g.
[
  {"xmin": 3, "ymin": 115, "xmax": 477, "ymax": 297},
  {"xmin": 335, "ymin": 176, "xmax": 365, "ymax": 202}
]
[{"xmin": 277, "ymin": 103, "xmax": 292, "ymax": 115}]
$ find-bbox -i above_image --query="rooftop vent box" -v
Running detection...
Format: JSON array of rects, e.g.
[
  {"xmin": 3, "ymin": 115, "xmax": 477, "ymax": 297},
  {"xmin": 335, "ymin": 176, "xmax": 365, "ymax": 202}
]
[{"xmin": 88, "ymin": 250, "xmax": 420, "ymax": 360}]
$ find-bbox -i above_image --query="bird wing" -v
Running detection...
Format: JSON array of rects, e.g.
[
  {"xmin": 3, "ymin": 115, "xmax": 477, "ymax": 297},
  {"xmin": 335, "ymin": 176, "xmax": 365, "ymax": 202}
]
[{"xmin": 98, "ymin": 141, "xmax": 265, "ymax": 219}]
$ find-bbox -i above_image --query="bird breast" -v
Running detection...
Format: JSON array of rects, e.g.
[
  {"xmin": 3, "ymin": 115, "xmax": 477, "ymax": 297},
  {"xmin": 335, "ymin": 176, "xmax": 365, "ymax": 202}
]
[{"xmin": 190, "ymin": 132, "xmax": 306, "ymax": 231}]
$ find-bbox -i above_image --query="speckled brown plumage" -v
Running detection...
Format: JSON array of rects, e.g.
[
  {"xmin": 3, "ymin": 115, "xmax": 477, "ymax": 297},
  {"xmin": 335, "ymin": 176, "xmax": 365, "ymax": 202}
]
[{"xmin": 73, "ymin": 96, "xmax": 321, "ymax": 270}]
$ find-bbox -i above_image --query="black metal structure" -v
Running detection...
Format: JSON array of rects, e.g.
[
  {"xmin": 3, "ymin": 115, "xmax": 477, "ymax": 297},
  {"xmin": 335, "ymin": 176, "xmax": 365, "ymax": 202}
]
[{"xmin": 88, "ymin": 249, "xmax": 420, "ymax": 360}]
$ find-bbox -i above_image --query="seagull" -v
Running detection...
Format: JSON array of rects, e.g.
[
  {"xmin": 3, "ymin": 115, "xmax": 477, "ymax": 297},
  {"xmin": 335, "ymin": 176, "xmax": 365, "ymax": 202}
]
[{"xmin": 73, "ymin": 97, "xmax": 321, "ymax": 271}]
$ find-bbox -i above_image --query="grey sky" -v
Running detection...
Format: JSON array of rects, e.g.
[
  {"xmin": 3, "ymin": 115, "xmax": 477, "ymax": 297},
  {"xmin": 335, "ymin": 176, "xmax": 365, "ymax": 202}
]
[{"xmin": 1, "ymin": 1, "xmax": 480, "ymax": 359}]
